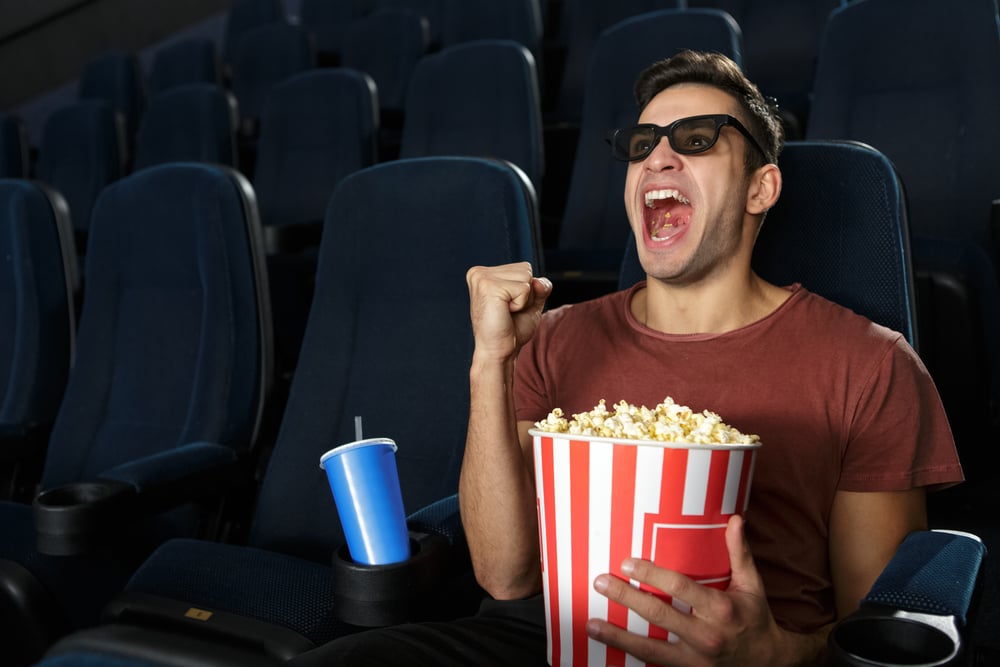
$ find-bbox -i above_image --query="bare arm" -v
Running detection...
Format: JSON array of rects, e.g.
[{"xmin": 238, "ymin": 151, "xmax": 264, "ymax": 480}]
[
  {"xmin": 459, "ymin": 263, "xmax": 551, "ymax": 600},
  {"xmin": 828, "ymin": 488, "xmax": 928, "ymax": 618}
]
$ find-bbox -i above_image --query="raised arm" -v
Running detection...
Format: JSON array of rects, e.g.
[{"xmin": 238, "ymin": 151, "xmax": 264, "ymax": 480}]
[{"xmin": 459, "ymin": 263, "xmax": 551, "ymax": 600}]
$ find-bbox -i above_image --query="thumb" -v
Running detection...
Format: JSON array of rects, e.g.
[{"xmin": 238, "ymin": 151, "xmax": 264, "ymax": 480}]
[
  {"xmin": 528, "ymin": 276, "xmax": 553, "ymax": 311},
  {"xmin": 726, "ymin": 514, "xmax": 763, "ymax": 593}
]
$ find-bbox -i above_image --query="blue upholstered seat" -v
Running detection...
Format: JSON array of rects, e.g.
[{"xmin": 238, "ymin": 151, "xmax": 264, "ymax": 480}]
[
  {"xmin": 399, "ymin": 39, "xmax": 544, "ymax": 193},
  {"xmin": 133, "ymin": 84, "xmax": 239, "ymax": 170},
  {"xmin": 35, "ymin": 101, "xmax": 124, "ymax": 252},
  {"xmin": 0, "ymin": 180, "xmax": 77, "ymax": 502},
  {"xmin": 147, "ymin": 38, "xmax": 220, "ymax": 95},
  {"xmin": 0, "ymin": 163, "xmax": 272, "ymax": 664}
]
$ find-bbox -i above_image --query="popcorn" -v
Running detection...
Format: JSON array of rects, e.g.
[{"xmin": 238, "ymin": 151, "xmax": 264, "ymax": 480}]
[{"xmin": 533, "ymin": 397, "xmax": 759, "ymax": 445}]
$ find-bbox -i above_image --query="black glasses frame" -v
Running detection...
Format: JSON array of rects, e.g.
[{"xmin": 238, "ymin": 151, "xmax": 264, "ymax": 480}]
[{"xmin": 606, "ymin": 114, "xmax": 768, "ymax": 163}]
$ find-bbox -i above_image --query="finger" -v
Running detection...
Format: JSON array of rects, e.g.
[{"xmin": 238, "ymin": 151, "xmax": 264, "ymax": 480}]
[
  {"xmin": 594, "ymin": 568, "xmax": 697, "ymax": 637},
  {"xmin": 586, "ymin": 617, "xmax": 685, "ymax": 667},
  {"xmin": 467, "ymin": 263, "xmax": 535, "ymax": 310}
]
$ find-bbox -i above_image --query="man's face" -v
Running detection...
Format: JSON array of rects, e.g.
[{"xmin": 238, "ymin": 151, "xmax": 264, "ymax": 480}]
[{"xmin": 624, "ymin": 83, "xmax": 756, "ymax": 285}]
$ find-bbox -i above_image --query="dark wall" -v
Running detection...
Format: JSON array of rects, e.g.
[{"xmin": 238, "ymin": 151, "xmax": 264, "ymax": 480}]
[{"xmin": 0, "ymin": 0, "xmax": 230, "ymax": 109}]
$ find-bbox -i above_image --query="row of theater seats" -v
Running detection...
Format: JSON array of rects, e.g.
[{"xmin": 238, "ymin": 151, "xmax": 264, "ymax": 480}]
[
  {"xmin": 0, "ymin": 156, "xmax": 539, "ymax": 667},
  {"xmin": 2, "ymin": 143, "xmax": 994, "ymax": 667},
  {"xmin": 3, "ymin": 0, "xmax": 998, "ymax": 495}
]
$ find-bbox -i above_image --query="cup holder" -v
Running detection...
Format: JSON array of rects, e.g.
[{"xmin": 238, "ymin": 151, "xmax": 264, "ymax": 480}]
[
  {"xmin": 828, "ymin": 609, "xmax": 960, "ymax": 666},
  {"xmin": 33, "ymin": 480, "xmax": 137, "ymax": 555},
  {"xmin": 331, "ymin": 530, "xmax": 449, "ymax": 627}
]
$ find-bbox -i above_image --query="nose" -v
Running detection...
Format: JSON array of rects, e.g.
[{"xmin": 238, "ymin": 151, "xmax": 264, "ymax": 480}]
[{"xmin": 643, "ymin": 134, "xmax": 681, "ymax": 171}]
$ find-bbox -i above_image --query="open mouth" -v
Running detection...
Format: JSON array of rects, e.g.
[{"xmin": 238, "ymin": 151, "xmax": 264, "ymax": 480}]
[{"xmin": 643, "ymin": 188, "xmax": 692, "ymax": 243}]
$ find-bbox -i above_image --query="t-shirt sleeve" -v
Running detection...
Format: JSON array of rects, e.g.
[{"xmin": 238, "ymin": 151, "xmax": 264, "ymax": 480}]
[{"xmin": 838, "ymin": 334, "xmax": 964, "ymax": 492}]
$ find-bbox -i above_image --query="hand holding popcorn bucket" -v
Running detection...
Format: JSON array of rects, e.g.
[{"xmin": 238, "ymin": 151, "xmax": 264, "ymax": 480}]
[{"xmin": 530, "ymin": 398, "xmax": 761, "ymax": 667}]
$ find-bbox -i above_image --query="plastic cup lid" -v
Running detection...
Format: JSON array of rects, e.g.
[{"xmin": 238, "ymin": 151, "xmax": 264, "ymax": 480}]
[{"xmin": 319, "ymin": 437, "xmax": 397, "ymax": 469}]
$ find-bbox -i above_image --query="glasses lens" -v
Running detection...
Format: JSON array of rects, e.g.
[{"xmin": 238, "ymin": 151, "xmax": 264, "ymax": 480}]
[
  {"xmin": 611, "ymin": 126, "xmax": 655, "ymax": 160},
  {"xmin": 670, "ymin": 117, "xmax": 722, "ymax": 154}
]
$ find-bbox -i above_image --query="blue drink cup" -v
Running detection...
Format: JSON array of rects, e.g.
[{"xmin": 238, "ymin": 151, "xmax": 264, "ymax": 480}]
[{"xmin": 319, "ymin": 438, "xmax": 411, "ymax": 565}]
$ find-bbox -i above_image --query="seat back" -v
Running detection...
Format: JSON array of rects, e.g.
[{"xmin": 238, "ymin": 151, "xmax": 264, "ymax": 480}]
[
  {"xmin": 78, "ymin": 50, "xmax": 146, "ymax": 162},
  {"xmin": 554, "ymin": 0, "xmax": 685, "ymax": 124},
  {"xmin": 400, "ymin": 40, "xmax": 544, "ymax": 193},
  {"xmin": 248, "ymin": 157, "xmax": 540, "ymax": 561},
  {"xmin": 340, "ymin": 9, "xmax": 429, "ymax": 115},
  {"xmin": 0, "ymin": 180, "xmax": 77, "ymax": 498},
  {"xmin": 133, "ymin": 84, "xmax": 239, "ymax": 171},
  {"xmin": 439, "ymin": 0, "xmax": 543, "ymax": 67},
  {"xmin": 253, "ymin": 68, "xmax": 378, "ymax": 230},
  {"xmin": 147, "ymin": 39, "xmax": 220, "ymax": 95},
  {"xmin": 619, "ymin": 141, "xmax": 918, "ymax": 347},
  {"xmin": 373, "ymin": 0, "xmax": 444, "ymax": 48},
  {"xmin": 299, "ymin": 0, "xmax": 366, "ymax": 60},
  {"xmin": 0, "ymin": 114, "xmax": 30, "ymax": 178},
  {"xmin": 222, "ymin": 0, "xmax": 286, "ymax": 74},
  {"xmin": 35, "ymin": 101, "xmax": 124, "ymax": 240},
  {"xmin": 554, "ymin": 9, "xmax": 742, "ymax": 263},
  {"xmin": 40, "ymin": 162, "xmax": 272, "ymax": 490},
  {"xmin": 808, "ymin": 0, "xmax": 1000, "ymax": 251},
  {"xmin": 230, "ymin": 23, "xmax": 316, "ymax": 132},
  {"xmin": 687, "ymin": 0, "xmax": 843, "ymax": 129}
]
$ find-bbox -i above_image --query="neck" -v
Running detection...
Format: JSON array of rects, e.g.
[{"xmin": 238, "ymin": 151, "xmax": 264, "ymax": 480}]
[{"xmin": 632, "ymin": 271, "xmax": 789, "ymax": 335}]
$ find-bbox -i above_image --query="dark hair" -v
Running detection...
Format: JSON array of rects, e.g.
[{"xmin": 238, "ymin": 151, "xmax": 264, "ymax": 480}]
[{"xmin": 634, "ymin": 50, "xmax": 783, "ymax": 170}]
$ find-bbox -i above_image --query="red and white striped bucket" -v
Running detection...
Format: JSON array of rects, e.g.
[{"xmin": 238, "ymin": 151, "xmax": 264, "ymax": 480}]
[{"xmin": 531, "ymin": 431, "xmax": 760, "ymax": 667}]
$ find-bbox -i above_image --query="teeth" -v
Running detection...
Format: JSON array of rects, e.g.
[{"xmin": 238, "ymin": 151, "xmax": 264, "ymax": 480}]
[{"xmin": 644, "ymin": 189, "xmax": 690, "ymax": 208}]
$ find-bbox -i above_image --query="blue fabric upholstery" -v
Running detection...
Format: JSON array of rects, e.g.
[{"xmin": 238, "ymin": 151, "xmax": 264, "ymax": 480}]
[
  {"xmin": 253, "ymin": 68, "xmax": 377, "ymax": 229},
  {"xmin": 550, "ymin": 9, "xmax": 743, "ymax": 271},
  {"xmin": 222, "ymin": 0, "xmax": 286, "ymax": 71},
  {"xmin": 134, "ymin": 84, "xmax": 238, "ymax": 170},
  {"xmin": 554, "ymin": 0, "xmax": 685, "ymax": 124},
  {"xmin": 0, "ymin": 179, "xmax": 76, "ymax": 506},
  {"xmin": 0, "ymin": 113, "xmax": 30, "ymax": 178},
  {"xmin": 67, "ymin": 157, "xmax": 540, "ymax": 656},
  {"xmin": 299, "ymin": 0, "xmax": 366, "ymax": 59},
  {"xmin": 620, "ymin": 141, "xmax": 918, "ymax": 347},
  {"xmin": 0, "ymin": 163, "xmax": 272, "ymax": 646},
  {"xmin": 374, "ymin": 0, "xmax": 444, "ymax": 48},
  {"xmin": 230, "ymin": 23, "xmax": 315, "ymax": 129},
  {"xmin": 0, "ymin": 180, "xmax": 76, "ymax": 439},
  {"xmin": 439, "ymin": 0, "xmax": 543, "ymax": 67},
  {"xmin": 864, "ymin": 531, "xmax": 986, "ymax": 625},
  {"xmin": 687, "ymin": 0, "xmax": 843, "ymax": 128},
  {"xmin": 400, "ymin": 39, "xmax": 544, "ymax": 192},
  {"xmin": 77, "ymin": 50, "xmax": 146, "ymax": 154},
  {"xmin": 35, "ymin": 101, "xmax": 123, "ymax": 237},
  {"xmin": 147, "ymin": 38, "xmax": 220, "ymax": 95},
  {"xmin": 340, "ymin": 9, "xmax": 429, "ymax": 114}
]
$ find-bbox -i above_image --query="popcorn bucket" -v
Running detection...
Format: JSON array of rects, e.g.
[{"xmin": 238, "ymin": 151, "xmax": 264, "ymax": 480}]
[{"xmin": 530, "ymin": 431, "xmax": 760, "ymax": 667}]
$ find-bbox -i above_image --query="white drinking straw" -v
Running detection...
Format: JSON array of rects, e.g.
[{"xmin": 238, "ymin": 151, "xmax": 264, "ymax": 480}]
[{"xmin": 354, "ymin": 415, "xmax": 364, "ymax": 441}]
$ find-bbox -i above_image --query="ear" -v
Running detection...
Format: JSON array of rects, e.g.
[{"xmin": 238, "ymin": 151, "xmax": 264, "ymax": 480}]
[{"xmin": 745, "ymin": 164, "xmax": 782, "ymax": 215}]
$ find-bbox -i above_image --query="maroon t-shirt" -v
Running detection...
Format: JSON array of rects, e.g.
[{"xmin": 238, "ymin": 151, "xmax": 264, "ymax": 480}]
[{"xmin": 514, "ymin": 283, "xmax": 963, "ymax": 632}]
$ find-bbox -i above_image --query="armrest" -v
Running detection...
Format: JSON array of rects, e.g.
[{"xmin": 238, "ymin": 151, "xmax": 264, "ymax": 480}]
[
  {"xmin": 33, "ymin": 442, "xmax": 240, "ymax": 556},
  {"xmin": 827, "ymin": 529, "xmax": 986, "ymax": 666}
]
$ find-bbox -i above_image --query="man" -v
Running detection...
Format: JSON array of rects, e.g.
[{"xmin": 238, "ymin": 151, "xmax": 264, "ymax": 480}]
[{"xmin": 293, "ymin": 50, "xmax": 962, "ymax": 666}]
